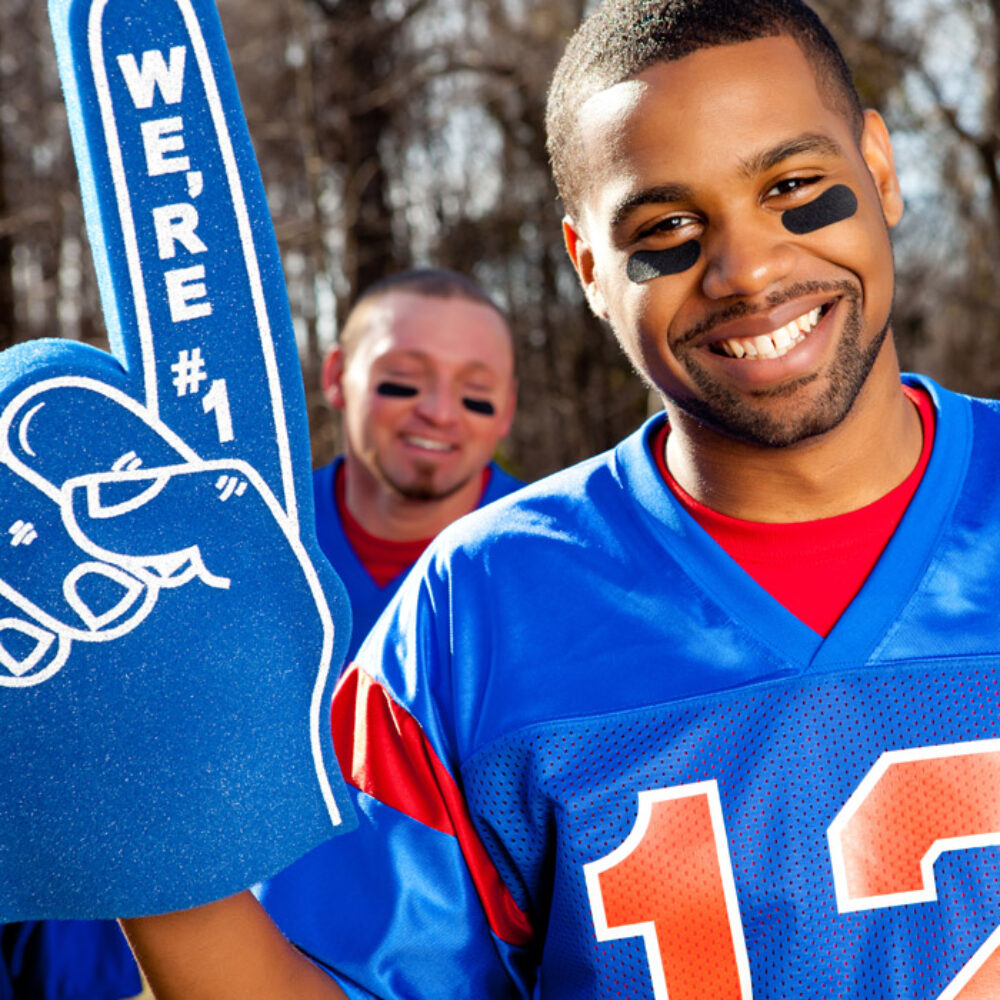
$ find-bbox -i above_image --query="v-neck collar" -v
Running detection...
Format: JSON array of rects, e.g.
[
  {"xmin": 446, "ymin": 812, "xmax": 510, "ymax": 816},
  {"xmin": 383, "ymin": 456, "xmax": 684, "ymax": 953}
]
[{"xmin": 615, "ymin": 374, "xmax": 972, "ymax": 671}]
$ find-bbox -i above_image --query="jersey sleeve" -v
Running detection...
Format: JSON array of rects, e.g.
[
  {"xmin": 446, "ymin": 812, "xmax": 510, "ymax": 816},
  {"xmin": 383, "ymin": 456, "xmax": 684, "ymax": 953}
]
[{"xmin": 259, "ymin": 552, "xmax": 536, "ymax": 1000}]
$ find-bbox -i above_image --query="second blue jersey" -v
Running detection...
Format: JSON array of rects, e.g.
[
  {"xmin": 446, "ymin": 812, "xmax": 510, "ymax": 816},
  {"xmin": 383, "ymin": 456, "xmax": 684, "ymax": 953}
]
[
  {"xmin": 258, "ymin": 456, "xmax": 522, "ymax": 947},
  {"xmin": 310, "ymin": 457, "xmax": 522, "ymax": 662}
]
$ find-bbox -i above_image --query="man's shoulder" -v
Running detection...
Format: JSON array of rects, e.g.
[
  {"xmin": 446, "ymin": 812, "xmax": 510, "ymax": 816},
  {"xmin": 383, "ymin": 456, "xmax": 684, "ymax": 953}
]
[
  {"xmin": 481, "ymin": 461, "xmax": 523, "ymax": 506},
  {"xmin": 310, "ymin": 458, "xmax": 352, "ymax": 565},
  {"xmin": 909, "ymin": 373, "xmax": 1000, "ymax": 417},
  {"xmin": 907, "ymin": 374, "xmax": 1000, "ymax": 455},
  {"xmin": 434, "ymin": 420, "xmax": 659, "ymax": 562}
]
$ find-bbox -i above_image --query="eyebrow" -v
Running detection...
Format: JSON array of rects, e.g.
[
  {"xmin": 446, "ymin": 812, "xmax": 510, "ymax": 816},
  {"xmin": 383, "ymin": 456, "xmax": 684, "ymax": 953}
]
[
  {"xmin": 609, "ymin": 133, "xmax": 845, "ymax": 231},
  {"xmin": 738, "ymin": 132, "xmax": 845, "ymax": 178},
  {"xmin": 610, "ymin": 183, "xmax": 695, "ymax": 230}
]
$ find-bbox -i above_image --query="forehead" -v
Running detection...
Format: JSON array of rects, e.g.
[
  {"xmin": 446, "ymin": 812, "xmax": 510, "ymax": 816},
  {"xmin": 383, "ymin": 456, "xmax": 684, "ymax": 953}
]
[
  {"xmin": 574, "ymin": 35, "xmax": 858, "ymax": 227},
  {"xmin": 351, "ymin": 291, "xmax": 513, "ymax": 376}
]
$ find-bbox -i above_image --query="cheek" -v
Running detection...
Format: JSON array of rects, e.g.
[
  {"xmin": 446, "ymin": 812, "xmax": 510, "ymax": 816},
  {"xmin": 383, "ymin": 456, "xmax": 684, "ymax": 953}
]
[
  {"xmin": 800, "ymin": 206, "xmax": 895, "ymax": 335},
  {"xmin": 611, "ymin": 284, "xmax": 683, "ymax": 373},
  {"xmin": 596, "ymin": 246, "xmax": 695, "ymax": 370},
  {"xmin": 464, "ymin": 412, "xmax": 506, "ymax": 448},
  {"xmin": 837, "ymin": 210, "xmax": 894, "ymax": 294},
  {"xmin": 353, "ymin": 395, "xmax": 407, "ymax": 441}
]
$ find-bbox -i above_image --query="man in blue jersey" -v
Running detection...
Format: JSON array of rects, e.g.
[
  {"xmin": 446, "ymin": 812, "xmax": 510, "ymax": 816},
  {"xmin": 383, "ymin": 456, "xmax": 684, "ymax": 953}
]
[
  {"xmin": 120, "ymin": 2, "xmax": 1000, "ymax": 998},
  {"xmin": 257, "ymin": 269, "xmax": 520, "ymax": 934},
  {"xmin": 310, "ymin": 268, "xmax": 520, "ymax": 663}
]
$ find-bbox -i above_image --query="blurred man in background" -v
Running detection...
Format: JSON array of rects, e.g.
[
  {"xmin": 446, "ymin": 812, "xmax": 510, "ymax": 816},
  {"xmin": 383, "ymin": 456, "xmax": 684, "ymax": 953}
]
[
  {"xmin": 309, "ymin": 267, "xmax": 521, "ymax": 662},
  {"xmin": 256, "ymin": 268, "xmax": 521, "ymax": 943}
]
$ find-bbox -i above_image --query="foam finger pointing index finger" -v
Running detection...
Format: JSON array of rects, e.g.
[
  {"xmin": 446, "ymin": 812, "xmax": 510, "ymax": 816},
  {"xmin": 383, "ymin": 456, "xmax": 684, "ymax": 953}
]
[{"xmin": 50, "ymin": 0, "xmax": 305, "ymax": 527}]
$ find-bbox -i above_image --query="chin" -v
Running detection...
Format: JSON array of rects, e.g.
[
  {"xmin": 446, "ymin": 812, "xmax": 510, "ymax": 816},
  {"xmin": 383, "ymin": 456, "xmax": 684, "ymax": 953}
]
[{"xmin": 394, "ymin": 471, "xmax": 474, "ymax": 503}]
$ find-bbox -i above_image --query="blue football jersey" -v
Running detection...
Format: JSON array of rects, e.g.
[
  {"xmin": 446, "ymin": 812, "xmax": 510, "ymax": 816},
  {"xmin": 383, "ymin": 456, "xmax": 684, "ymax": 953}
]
[
  {"xmin": 269, "ymin": 375, "xmax": 1000, "ymax": 1000},
  {"xmin": 259, "ymin": 458, "xmax": 522, "ymax": 947},
  {"xmin": 310, "ymin": 457, "xmax": 523, "ymax": 662}
]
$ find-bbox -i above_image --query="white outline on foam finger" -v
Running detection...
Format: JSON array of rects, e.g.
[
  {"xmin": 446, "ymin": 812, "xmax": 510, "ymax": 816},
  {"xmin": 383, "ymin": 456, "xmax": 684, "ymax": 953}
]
[
  {"xmin": 88, "ymin": 0, "xmax": 298, "ymax": 529},
  {"xmin": 0, "ymin": 376, "xmax": 200, "ymax": 502},
  {"xmin": 0, "ymin": 624, "xmax": 71, "ymax": 688}
]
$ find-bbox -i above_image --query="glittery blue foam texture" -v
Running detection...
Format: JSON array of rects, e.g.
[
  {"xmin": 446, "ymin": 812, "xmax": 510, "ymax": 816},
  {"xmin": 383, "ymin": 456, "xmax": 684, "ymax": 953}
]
[{"xmin": 0, "ymin": 0, "xmax": 355, "ymax": 919}]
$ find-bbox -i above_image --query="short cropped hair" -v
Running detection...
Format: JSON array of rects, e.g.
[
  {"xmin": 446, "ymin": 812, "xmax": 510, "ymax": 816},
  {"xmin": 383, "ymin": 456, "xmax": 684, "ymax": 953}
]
[
  {"xmin": 338, "ymin": 268, "xmax": 509, "ymax": 358},
  {"xmin": 546, "ymin": 0, "xmax": 864, "ymax": 219}
]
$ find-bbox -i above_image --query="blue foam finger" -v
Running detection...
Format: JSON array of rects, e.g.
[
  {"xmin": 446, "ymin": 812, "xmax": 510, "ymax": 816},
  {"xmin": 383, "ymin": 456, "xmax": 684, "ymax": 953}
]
[
  {"xmin": 0, "ymin": 376, "xmax": 194, "ymax": 496},
  {"xmin": 0, "ymin": 0, "xmax": 354, "ymax": 919}
]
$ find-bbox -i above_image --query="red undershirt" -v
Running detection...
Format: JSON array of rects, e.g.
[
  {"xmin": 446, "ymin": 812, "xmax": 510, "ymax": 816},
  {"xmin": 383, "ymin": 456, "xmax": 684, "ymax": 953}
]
[
  {"xmin": 337, "ymin": 463, "xmax": 493, "ymax": 587},
  {"xmin": 654, "ymin": 385, "xmax": 935, "ymax": 636}
]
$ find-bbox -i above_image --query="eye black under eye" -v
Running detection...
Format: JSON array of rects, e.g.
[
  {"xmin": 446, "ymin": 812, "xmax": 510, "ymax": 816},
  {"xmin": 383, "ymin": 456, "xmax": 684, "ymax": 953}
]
[
  {"xmin": 627, "ymin": 240, "xmax": 701, "ymax": 283},
  {"xmin": 376, "ymin": 381, "xmax": 418, "ymax": 398},
  {"xmin": 781, "ymin": 184, "xmax": 857, "ymax": 235},
  {"xmin": 462, "ymin": 398, "xmax": 496, "ymax": 416}
]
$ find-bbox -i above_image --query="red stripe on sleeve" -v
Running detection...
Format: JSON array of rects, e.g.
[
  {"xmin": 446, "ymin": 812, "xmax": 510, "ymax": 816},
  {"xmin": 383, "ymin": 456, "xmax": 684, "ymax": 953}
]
[{"xmin": 331, "ymin": 662, "xmax": 533, "ymax": 947}]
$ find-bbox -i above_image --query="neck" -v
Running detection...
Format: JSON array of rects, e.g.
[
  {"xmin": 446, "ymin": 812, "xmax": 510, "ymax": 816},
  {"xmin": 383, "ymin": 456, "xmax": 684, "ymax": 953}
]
[
  {"xmin": 340, "ymin": 454, "xmax": 485, "ymax": 542},
  {"xmin": 664, "ymin": 345, "xmax": 923, "ymax": 522}
]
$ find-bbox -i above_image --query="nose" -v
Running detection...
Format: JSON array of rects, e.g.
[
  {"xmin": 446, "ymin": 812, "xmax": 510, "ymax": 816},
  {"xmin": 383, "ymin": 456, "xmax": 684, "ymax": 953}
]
[
  {"xmin": 414, "ymin": 382, "xmax": 461, "ymax": 426},
  {"xmin": 699, "ymin": 217, "xmax": 796, "ymax": 301}
]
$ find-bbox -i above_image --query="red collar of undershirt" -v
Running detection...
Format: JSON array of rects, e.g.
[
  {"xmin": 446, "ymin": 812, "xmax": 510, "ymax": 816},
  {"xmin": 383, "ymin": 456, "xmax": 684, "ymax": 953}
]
[
  {"xmin": 336, "ymin": 463, "xmax": 492, "ymax": 588},
  {"xmin": 653, "ymin": 385, "xmax": 935, "ymax": 635}
]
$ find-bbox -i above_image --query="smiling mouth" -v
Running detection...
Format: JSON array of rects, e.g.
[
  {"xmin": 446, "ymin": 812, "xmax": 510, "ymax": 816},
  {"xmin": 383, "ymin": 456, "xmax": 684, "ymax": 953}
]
[
  {"xmin": 710, "ymin": 304, "xmax": 830, "ymax": 360},
  {"xmin": 403, "ymin": 435, "xmax": 456, "ymax": 453}
]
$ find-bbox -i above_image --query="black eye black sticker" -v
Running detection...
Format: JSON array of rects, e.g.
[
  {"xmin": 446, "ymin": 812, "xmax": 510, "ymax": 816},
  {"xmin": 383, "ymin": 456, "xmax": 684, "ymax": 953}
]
[
  {"xmin": 626, "ymin": 239, "xmax": 701, "ymax": 283},
  {"xmin": 376, "ymin": 381, "xmax": 418, "ymax": 398},
  {"xmin": 462, "ymin": 398, "xmax": 495, "ymax": 416},
  {"xmin": 781, "ymin": 184, "xmax": 857, "ymax": 235}
]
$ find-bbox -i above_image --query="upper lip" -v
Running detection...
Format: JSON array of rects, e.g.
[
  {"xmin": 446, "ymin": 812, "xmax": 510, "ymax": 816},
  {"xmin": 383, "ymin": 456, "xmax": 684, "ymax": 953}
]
[{"xmin": 685, "ymin": 292, "xmax": 839, "ymax": 351}]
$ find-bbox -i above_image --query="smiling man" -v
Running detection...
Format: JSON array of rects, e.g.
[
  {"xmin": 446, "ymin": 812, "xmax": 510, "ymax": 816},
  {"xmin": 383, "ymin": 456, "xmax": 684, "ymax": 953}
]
[
  {"xmin": 307, "ymin": 269, "xmax": 520, "ymax": 662},
  {"xmin": 122, "ymin": 2, "xmax": 1000, "ymax": 999}
]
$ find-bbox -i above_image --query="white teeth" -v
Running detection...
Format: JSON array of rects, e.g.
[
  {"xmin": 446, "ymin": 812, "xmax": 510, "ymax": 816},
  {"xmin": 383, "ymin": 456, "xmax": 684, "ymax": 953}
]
[
  {"xmin": 406, "ymin": 436, "xmax": 452, "ymax": 452},
  {"xmin": 713, "ymin": 306, "xmax": 824, "ymax": 360},
  {"xmin": 753, "ymin": 334, "xmax": 777, "ymax": 359},
  {"xmin": 772, "ymin": 326, "xmax": 793, "ymax": 350}
]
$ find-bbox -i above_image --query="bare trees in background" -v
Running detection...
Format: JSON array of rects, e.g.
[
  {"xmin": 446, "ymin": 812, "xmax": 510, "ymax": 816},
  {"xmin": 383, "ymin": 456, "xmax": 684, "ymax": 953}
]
[
  {"xmin": 4, "ymin": 0, "xmax": 1000, "ymax": 478},
  {"xmin": 218, "ymin": 0, "xmax": 645, "ymax": 476},
  {"xmin": 0, "ymin": 0, "xmax": 102, "ymax": 353},
  {"xmin": 818, "ymin": 0, "xmax": 1000, "ymax": 393}
]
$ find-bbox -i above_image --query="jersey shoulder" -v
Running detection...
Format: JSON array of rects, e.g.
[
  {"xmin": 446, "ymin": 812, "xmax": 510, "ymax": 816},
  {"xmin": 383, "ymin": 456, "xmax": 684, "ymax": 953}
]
[
  {"xmin": 435, "ymin": 422, "xmax": 659, "ymax": 565},
  {"xmin": 480, "ymin": 462, "xmax": 523, "ymax": 506}
]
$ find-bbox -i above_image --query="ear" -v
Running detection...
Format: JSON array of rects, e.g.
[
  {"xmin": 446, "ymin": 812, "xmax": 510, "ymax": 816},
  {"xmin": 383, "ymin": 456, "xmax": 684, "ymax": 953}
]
[
  {"xmin": 321, "ymin": 345, "xmax": 347, "ymax": 409},
  {"xmin": 859, "ymin": 109, "xmax": 904, "ymax": 228},
  {"xmin": 563, "ymin": 216, "xmax": 610, "ymax": 319}
]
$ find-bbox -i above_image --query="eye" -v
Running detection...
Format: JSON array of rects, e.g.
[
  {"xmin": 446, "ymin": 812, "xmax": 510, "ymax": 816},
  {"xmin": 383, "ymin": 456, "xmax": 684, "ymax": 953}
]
[
  {"xmin": 637, "ymin": 214, "xmax": 698, "ymax": 241},
  {"xmin": 765, "ymin": 175, "xmax": 822, "ymax": 200},
  {"xmin": 375, "ymin": 381, "xmax": 418, "ymax": 398},
  {"xmin": 462, "ymin": 397, "xmax": 496, "ymax": 416}
]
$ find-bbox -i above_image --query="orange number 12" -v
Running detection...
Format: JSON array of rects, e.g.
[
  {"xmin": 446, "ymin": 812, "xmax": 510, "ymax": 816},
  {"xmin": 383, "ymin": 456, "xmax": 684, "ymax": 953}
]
[{"xmin": 584, "ymin": 741, "xmax": 1000, "ymax": 1000}]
